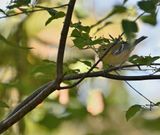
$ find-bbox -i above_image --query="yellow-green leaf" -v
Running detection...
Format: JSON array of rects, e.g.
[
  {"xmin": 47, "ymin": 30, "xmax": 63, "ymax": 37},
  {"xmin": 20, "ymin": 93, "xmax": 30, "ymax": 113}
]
[{"xmin": 126, "ymin": 104, "xmax": 141, "ymax": 121}]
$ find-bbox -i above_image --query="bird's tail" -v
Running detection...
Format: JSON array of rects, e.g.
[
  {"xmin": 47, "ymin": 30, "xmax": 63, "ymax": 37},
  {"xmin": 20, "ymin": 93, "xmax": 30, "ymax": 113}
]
[{"xmin": 134, "ymin": 36, "xmax": 147, "ymax": 46}]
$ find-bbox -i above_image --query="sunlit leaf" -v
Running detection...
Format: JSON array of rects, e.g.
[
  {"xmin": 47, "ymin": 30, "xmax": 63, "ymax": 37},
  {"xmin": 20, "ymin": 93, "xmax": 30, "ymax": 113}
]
[{"xmin": 126, "ymin": 104, "xmax": 141, "ymax": 121}]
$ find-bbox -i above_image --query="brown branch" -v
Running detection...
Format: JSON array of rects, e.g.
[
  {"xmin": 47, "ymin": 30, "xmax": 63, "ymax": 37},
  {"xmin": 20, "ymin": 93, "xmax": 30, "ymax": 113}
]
[
  {"xmin": 60, "ymin": 63, "xmax": 160, "ymax": 89},
  {"xmin": 64, "ymin": 71, "xmax": 160, "ymax": 81},
  {"xmin": 0, "ymin": 1, "xmax": 158, "ymax": 132},
  {"xmin": 56, "ymin": 0, "xmax": 76, "ymax": 84},
  {"xmin": 0, "ymin": 0, "xmax": 76, "ymax": 133},
  {"xmin": 6, "ymin": 81, "xmax": 52, "ymax": 118},
  {"xmin": 1, "ymin": 63, "xmax": 160, "ymax": 133}
]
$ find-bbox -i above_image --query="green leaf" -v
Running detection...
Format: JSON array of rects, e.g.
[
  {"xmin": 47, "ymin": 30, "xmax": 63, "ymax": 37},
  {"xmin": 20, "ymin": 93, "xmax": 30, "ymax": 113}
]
[
  {"xmin": 71, "ymin": 22, "xmax": 90, "ymax": 33},
  {"xmin": 71, "ymin": 22, "xmax": 110, "ymax": 48},
  {"xmin": 126, "ymin": 104, "xmax": 141, "ymax": 121},
  {"xmin": 138, "ymin": 0, "xmax": 156, "ymax": 13},
  {"xmin": 112, "ymin": 5, "xmax": 127, "ymax": 13},
  {"xmin": 107, "ymin": 5, "xmax": 127, "ymax": 18},
  {"xmin": 155, "ymin": 102, "xmax": 160, "ymax": 106},
  {"xmin": 45, "ymin": 16, "xmax": 55, "ymax": 26},
  {"xmin": 141, "ymin": 13, "xmax": 157, "ymax": 25},
  {"xmin": 122, "ymin": 19, "xmax": 138, "ymax": 39},
  {"xmin": 122, "ymin": 19, "xmax": 138, "ymax": 33},
  {"xmin": 129, "ymin": 55, "xmax": 160, "ymax": 66},
  {"xmin": 45, "ymin": 11, "xmax": 65, "ymax": 26},
  {"xmin": 72, "ymin": 37, "xmax": 90, "ymax": 48},
  {"xmin": 0, "ymin": 9, "xmax": 6, "ymax": 14},
  {"xmin": 16, "ymin": 0, "xmax": 31, "ymax": 5},
  {"xmin": 71, "ymin": 29, "xmax": 81, "ymax": 37},
  {"xmin": 0, "ymin": 101, "xmax": 9, "ymax": 108},
  {"xmin": 89, "ymin": 37, "xmax": 108, "ymax": 45},
  {"xmin": 7, "ymin": 0, "xmax": 31, "ymax": 9},
  {"xmin": 52, "ymin": 11, "xmax": 65, "ymax": 19},
  {"xmin": 46, "ymin": 9, "xmax": 57, "ymax": 16}
]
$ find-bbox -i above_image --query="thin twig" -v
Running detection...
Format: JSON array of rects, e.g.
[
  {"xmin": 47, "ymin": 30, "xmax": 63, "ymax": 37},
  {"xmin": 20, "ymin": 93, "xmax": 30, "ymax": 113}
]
[
  {"xmin": 115, "ymin": 71, "xmax": 155, "ymax": 104},
  {"xmin": 0, "ymin": 4, "xmax": 68, "ymax": 19},
  {"xmin": 125, "ymin": 80, "xmax": 155, "ymax": 104}
]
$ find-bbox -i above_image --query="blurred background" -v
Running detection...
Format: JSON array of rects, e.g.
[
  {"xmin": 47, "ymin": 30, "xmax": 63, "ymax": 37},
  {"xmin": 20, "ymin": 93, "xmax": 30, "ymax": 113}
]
[{"xmin": 0, "ymin": 0, "xmax": 160, "ymax": 135}]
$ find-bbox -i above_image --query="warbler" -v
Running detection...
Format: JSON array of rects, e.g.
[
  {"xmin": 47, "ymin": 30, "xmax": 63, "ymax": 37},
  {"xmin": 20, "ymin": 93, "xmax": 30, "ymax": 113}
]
[{"xmin": 98, "ymin": 36, "xmax": 147, "ymax": 66}]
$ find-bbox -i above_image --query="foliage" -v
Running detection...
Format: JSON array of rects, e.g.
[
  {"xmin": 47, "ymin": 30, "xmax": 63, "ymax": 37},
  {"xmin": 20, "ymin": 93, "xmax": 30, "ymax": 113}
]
[
  {"xmin": 45, "ymin": 9, "xmax": 65, "ymax": 26},
  {"xmin": 129, "ymin": 55, "xmax": 160, "ymax": 66},
  {"xmin": 126, "ymin": 104, "xmax": 142, "ymax": 121},
  {"xmin": 0, "ymin": 0, "xmax": 160, "ymax": 134},
  {"xmin": 0, "ymin": 101, "xmax": 9, "ymax": 108}
]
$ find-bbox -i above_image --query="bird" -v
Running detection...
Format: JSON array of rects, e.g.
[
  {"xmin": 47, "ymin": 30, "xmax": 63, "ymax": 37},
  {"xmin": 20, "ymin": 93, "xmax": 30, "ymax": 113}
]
[{"xmin": 97, "ymin": 36, "xmax": 147, "ymax": 67}]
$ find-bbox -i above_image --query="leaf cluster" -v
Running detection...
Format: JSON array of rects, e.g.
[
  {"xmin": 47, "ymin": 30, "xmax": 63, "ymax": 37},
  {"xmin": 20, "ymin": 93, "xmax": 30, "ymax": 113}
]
[
  {"xmin": 129, "ymin": 55, "xmax": 160, "ymax": 66},
  {"xmin": 138, "ymin": 0, "xmax": 158, "ymax": 25},
  {"xmin": 71, "ymin": 22, "xmax": 109, "ymax": 49}
]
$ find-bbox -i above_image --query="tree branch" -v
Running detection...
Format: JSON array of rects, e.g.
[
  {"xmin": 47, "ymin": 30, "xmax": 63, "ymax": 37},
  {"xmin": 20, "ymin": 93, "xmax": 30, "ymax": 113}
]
[
  {"xmin": 0, "ymin": 4, "xmax": 68, "ymax": 19},
  {"xmin": 1, "ymin": 63, "xmax": 160, "ymax": 133},
  {"xmin": 0, "ymin": 0, "xmax": 159, "ymax": 132},
  {"xmin": 0, "ymin": 81, "xmax": 56, "ymax": 133},
  {"xmin": 6, "ymin": 81, "xmax": 52, "ymax": 118},
  {"xmin": 56, "ymin": 0, "xmax": 76, "ymax": 84},
  {"xmin": 64, "ymin": 70, "xmax": 160, "ymax": 81},
  {"xmin": 0, "ymin": 0, "xmax": 77, "ymax": 133}
]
